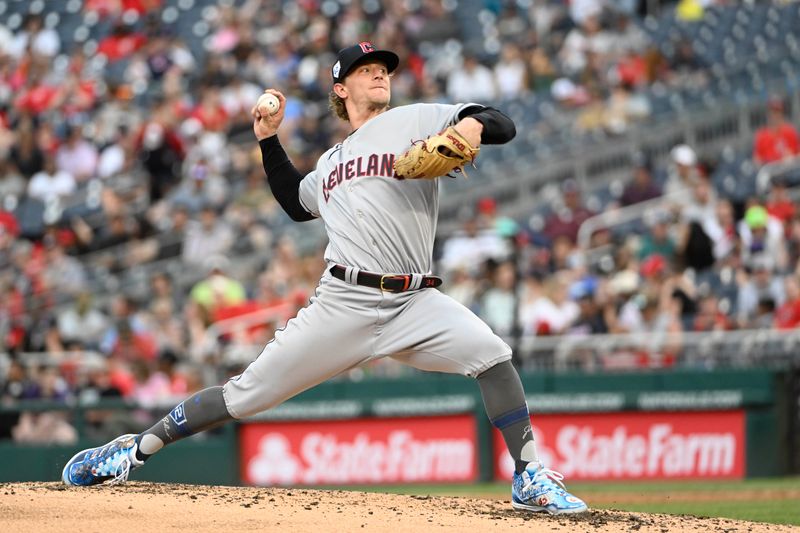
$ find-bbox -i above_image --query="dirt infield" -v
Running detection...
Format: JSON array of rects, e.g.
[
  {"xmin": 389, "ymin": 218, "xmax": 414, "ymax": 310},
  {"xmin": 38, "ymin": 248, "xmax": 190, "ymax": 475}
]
[{"xmin": 1, "ymin": 482, "xmax": 796, "ymax": 533}]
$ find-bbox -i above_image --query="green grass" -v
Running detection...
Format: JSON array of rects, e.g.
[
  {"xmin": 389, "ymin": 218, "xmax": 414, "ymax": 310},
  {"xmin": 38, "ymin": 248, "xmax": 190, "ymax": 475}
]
[
  {"xmin": 576, "ymin": 477, "xmax": 800, "ymax": 527},
  {"xmin": 593, "ymin": 500, "xmax": 800, "ymax": 527},
  {"xmin": 571, "ymin": 476, "xmax": 800, "ymax": 493},
  {"xmin": 335, "ymin": 477, "xmax": 800, "ymax": 526}
]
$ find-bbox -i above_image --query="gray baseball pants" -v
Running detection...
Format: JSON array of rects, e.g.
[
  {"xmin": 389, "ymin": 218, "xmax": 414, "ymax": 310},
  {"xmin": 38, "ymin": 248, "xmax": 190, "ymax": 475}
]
[{"xmin": 223, "ymin": 272, "xmax": 512, "ymax": 418}]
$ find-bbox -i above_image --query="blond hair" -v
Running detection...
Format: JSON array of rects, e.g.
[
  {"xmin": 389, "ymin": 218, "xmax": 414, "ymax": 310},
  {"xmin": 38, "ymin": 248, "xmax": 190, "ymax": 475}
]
[{"xmin": 328, "ymin": 90, "xmax": 349, "ymax": 122}]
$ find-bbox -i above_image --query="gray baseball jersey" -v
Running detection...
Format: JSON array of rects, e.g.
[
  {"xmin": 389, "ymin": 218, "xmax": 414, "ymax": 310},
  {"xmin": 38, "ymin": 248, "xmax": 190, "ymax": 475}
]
[
  {"xmin": 299, "ymin": 103, "xmax": 476, "ymax": 274},
  {"xmin": 223, "ymin": 102, "xmax": 511, "ymax": 419}
]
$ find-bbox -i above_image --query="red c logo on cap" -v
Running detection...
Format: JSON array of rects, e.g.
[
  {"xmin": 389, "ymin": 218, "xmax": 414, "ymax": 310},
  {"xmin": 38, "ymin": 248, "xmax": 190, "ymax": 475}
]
[{"xmin": 358, "ymin": 42, "xmax": 375, "ymax": 53}]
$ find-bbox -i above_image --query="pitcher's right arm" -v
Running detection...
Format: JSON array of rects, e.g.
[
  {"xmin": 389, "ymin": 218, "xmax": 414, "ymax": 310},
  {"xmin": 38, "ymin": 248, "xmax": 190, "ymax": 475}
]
[{"xmin": 252, "ymin": 90, "xmax": 317, "ymax": 222}]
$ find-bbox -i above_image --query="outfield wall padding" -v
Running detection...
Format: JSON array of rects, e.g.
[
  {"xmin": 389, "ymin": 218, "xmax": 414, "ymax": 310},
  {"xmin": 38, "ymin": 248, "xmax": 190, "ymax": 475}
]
[{"xmin": 0, "ymin": 369, "xmax": 790, "ymax": 483}]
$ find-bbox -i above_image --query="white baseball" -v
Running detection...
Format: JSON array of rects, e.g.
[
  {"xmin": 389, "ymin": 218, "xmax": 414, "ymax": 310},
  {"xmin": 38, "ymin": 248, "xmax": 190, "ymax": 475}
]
[{"xmin": 257, "ymin": 92, "xmax": 280, "ymax": 116}]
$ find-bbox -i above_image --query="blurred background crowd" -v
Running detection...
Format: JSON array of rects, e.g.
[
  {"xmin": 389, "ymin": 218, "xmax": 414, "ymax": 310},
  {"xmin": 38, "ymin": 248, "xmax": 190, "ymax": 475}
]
[{"xmin": 2, "ymin": 0, "xmax": 800, "ymax": 443}]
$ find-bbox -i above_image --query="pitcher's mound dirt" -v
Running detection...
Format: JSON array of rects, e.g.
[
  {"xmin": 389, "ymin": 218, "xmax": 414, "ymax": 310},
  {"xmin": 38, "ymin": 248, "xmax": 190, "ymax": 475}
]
[{"xmin": 0, "ymin": 482, "xmax": 795, "ymax": 533}]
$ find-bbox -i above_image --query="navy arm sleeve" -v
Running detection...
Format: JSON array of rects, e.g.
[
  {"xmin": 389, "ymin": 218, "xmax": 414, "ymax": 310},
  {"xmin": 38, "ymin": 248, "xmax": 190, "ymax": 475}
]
[
  {"xmin": 458, "ymin": 106, "xmax": 516, "ymax": 145},
  {"xmin": 259, "ymin": 136, "xmax": 315, "ymax": 222}
]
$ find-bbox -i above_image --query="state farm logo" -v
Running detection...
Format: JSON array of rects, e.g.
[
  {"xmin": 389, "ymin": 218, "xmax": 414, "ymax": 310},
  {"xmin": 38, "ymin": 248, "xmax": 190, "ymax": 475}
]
[
  {"xmin": 496, "ymin": 413, "xmax": 744, "ymax": 481},
  {"xmin": 552, "ymin": 424, "xmax": 737, "ymax": 478},
  {"xmin": 248, "ymin": 430, "xmax": 474, "ymax": 485},
  {"xmin": 248, "ymin": 434, "xmax": 302, "ymax": 485}
]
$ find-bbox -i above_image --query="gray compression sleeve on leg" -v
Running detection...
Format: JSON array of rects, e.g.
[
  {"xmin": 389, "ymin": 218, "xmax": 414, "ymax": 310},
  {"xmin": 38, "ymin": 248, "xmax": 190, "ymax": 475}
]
[
  {"xmin": 136, "ymin": 386, "xmax": 233, "ymax": 461},
  {"xmin": 476, "ymin": 360, "xmax": 539, "ymax": 474}
]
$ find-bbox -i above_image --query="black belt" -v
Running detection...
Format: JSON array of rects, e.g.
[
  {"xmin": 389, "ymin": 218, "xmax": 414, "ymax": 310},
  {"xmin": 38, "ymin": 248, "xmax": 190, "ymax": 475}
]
[{"xmin": 329, "ymin": 265, "xmax": 443, "ymax": 293}]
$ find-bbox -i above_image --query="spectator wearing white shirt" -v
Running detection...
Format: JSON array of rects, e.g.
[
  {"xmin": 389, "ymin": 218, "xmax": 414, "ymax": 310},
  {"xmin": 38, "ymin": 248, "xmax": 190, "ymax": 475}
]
[
  {"xmin": 663, "ymin": 144, "xmax": 702, "ymax": 206},
  {"xmin": 680, "ymin": 175, "xmax": 718, "ymax": 231},
  {"xmin": 0, "ymin": 24, "xmax": 13, "ymax": 57},
  {"xmin": 440, "ymin": 218, "xmax": 510, "ymax": 277},
  {"xmin": 736, "ymin": 256, "xmax": 785, "ymax": 326},
  {"xmin": 220, "ymin": 77, "xmax": 262, "ymax": 124},
  {"xmin": 559, "ymin": 14, "xmax": 615, "ymax": 76},
  {"xmin": 92, "ymin": 85, "xmax": 143, "ymax": 146},
  {"xmin": 9, "ymin": 14, "xmax": 60, "ymax": 59},
  {"xmin": 612, "ymin": 12, "xmax": 649, "ymax": 55},
  {"xmin": 42, "ymin": 241, "xmax": 88, "ymax": 298},
  {"xmin": 181, "ymin": 204, "xmax": 234, "ymax": 267},
  {"xmin": 55, "ymin": 126, "xmax": 99, "ymax": 183},
  {"xmin": 96, "ymin": 125, "xmax": 135, "ymax": 179},
  {"xmin": 518, "ymin": 272, "xmax": 580, "ymax": 336},
  {"xmin": 447, "ymin": 54, "xmax": 497, "ymax": 103},
  {"xmin": 0, "ymin": 159, "xmax": 26, "ymax": 201},
  {"xmin": 443, "ymin": 267, "xmax": 478, "ymax": 310},
  {"xmin": 570, "ymin": 0, "xmax": 606, "ymax": 26},
  {"xmin": 97, "ymin": 140, "xmax": 127, "ymax": 180},
  {"xmin": 739, "ymin": 205, "xmax": 788, "ymax": 272},
  {"xmin": 27, "ymin": 156, "xmax": 76, "ymax": 204},
  {"xmin": 56, "ymin": 292, "xmax": 110, "ymax": 349},
  {"xmin": 494, "ymin": 43, "xmax": 528, "ymax": 99}
]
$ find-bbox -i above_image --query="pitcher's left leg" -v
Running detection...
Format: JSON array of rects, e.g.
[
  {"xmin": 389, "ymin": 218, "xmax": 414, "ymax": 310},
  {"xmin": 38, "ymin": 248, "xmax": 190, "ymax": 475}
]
[
  {"xmin": 478, "ymin": 361, "xmax": 587, "ymax": 514},
  {"xmin": 380, "ymin": 289, "xmax": 587, "ymax": 514}
]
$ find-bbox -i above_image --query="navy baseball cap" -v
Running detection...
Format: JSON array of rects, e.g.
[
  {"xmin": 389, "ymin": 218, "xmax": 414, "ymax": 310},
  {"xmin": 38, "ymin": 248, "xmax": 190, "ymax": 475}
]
[{"xmin": 332, "ymin": 42, "xmax": 399, "ymax": 84}]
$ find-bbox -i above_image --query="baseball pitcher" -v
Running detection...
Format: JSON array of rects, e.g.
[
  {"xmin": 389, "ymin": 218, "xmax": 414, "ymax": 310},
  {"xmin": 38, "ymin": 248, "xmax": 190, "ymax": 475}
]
[{"xmin": 62, "ymin": 42, "xmax": 587, "ymax": 515}]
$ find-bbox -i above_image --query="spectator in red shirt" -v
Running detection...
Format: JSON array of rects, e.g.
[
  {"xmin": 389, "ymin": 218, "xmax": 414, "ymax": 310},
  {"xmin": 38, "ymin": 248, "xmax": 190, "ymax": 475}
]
[
  {"xmin": 190, "ymin": 86, "xmax": 229, "ymax": 132},
  {"xmin": 774, "ymin": 276, "xmax": 800, "ymax": 329},
  {"xmin": 766, "ymin": 177, "xmax": 796, "ymax": 228},
  {"xmin": 97, "ymin": 23, "xmax": 147, "ymax": 62},
  {"xmin": 753, "ymin": 99, "xmax": 800, "ymax": 165},
  {"xmin": 693, "ymin": 294, "xmax": 733, "ymax": 331},
  {"xmin": 85, "ymin": 0, "xmax": 162, "ymax": 17},
  {"xmin": 59, "ymin": 73, "xmax": 97, "ymax": 118},
  {"xmin": 0, "ymin": 210, "xmax": 20, "ymax": 237},
  {"xmin": 14, "ymin": 73, "xmax": 60, "ymax": 115},
  {"xmin": 616, "ymin": 51, "xmax": 647, "ymax": 88}
]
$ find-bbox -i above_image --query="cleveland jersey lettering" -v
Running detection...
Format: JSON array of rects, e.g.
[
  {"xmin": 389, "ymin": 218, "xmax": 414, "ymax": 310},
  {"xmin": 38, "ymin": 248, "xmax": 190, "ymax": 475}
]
[{"xmin": 322, "ymin": 153, "xmax": 398, "ymax": 202}]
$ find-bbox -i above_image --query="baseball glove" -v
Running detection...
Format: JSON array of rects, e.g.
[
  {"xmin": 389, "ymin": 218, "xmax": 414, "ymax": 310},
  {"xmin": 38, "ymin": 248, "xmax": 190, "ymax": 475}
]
[{"xmin": 393, "ymin": 126, "xmax": 480, "ymax": 180}]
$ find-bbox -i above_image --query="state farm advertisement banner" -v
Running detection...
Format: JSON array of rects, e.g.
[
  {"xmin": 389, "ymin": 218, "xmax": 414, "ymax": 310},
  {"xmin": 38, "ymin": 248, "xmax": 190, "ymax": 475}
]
[
  {"xmin": 494, "ymin": 411, "xmax": 745, "ymax": 481},
  {"xmin": 241, "ymin": 415, "xmax": 477, "ymax": 486}
]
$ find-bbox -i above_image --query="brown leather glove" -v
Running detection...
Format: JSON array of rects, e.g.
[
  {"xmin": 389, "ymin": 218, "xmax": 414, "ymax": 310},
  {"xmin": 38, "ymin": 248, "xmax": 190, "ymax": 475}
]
[{"xmin": 393, "ymin": 126, "xmax": 480, "ymax": 180}]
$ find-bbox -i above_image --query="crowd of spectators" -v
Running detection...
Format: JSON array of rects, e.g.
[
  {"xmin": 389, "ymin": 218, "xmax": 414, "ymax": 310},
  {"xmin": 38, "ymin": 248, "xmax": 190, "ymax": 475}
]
[
  {"xmin": 1, "ymin": 0, "xmax": 800, "ymax": 442},
  {"xmin": 439, "ymin": 119, "xmax": 800, "ymax": 369}
]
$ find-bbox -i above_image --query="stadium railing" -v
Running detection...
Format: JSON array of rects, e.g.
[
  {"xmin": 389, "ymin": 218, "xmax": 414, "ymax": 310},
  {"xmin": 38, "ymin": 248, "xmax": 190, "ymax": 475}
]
[
  {"xmin": 186, "ymin": 326, "xmax": 800, "ymax": 379},
  {"xmin": 514, "ymin": 327, "xmax": 800, "ymax": 372},
  {"xmin": 575, "ymin": 190, "xmax": 686, "ymax": 251}
]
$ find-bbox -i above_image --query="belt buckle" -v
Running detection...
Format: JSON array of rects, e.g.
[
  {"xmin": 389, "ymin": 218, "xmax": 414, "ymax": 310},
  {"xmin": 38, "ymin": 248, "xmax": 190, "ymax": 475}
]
[
  {"xmin": 380, "ymin": 274, "xmax": 396, "ymax": 293},
  {"xmin": 380, "ymin": 274, "xmax": 412, "ymax": 292}
]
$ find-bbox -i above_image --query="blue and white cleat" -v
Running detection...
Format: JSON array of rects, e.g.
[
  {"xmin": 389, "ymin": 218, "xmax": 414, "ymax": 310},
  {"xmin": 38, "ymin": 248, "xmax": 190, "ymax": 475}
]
[
  {"xmin": 62, "ymin": 433, "xmax": 144, "ymax": 486},
  {"xmin": 512, "ymin": 464, "xmax": 588, "ymax": 514}
]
